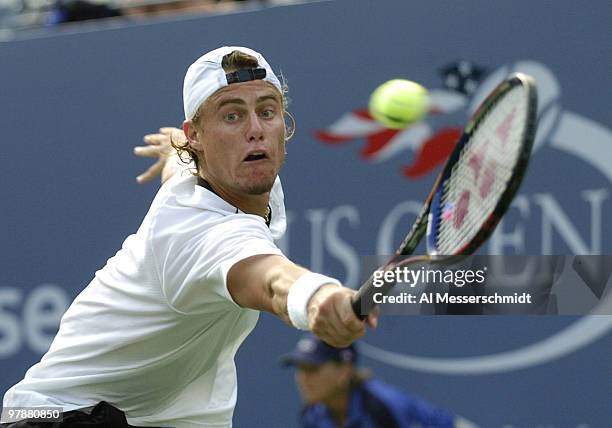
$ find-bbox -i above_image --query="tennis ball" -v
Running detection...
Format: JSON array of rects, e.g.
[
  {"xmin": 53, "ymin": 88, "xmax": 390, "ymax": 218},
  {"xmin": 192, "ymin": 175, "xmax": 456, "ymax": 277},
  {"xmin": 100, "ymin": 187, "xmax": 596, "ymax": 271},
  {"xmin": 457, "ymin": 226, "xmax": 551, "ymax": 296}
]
[{"xmin": 368, "ymin": 79, "xmax": 430, "ymax": 129}]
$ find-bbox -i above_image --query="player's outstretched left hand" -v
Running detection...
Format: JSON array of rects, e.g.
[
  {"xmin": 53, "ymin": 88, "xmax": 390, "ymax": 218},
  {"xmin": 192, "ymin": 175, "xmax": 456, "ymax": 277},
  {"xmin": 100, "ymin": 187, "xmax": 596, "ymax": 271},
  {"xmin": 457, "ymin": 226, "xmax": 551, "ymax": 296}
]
[{"xmin": 134, "ymin": 127, "xmax": 184, "ymax": 184}]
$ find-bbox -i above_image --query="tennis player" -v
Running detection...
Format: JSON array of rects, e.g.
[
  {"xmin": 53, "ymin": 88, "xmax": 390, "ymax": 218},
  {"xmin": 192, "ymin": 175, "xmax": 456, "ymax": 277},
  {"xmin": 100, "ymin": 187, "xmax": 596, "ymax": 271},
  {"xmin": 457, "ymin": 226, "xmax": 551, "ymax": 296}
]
[{"xmin": 1, "ymin": 46, "xmax": 376, "ymax": 428}]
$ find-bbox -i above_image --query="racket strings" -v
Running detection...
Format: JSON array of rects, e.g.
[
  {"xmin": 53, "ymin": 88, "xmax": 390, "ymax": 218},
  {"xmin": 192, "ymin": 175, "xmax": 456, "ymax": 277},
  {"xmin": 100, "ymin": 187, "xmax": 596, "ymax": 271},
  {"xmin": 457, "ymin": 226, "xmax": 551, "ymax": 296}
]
[{"xmin": 435, "ymin": 86, "xmax": 528, "ymax": 254}]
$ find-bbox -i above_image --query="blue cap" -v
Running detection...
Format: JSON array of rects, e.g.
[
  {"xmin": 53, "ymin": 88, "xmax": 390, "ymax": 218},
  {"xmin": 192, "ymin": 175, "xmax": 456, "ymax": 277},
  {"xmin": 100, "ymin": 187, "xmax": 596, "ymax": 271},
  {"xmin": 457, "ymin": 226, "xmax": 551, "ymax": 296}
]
[{"xmin": 280, "ymin": 334, "xmax": 358, "ymax": 367}]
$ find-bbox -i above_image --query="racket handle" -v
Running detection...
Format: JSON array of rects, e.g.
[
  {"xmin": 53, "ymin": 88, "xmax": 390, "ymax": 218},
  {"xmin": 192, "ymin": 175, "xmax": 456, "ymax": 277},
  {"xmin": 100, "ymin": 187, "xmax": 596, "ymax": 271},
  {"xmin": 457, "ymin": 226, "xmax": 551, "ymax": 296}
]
[
  {"xmin": 351, "ymin": 292, "xmax": 369, "ymax": 320},
  {"xmin": 351, "ymin": 272, "xmax": 395, "ymax": 320},
  {"xmin": 351, "ymin": 256, "xmax": 433, "ymax": 320}
]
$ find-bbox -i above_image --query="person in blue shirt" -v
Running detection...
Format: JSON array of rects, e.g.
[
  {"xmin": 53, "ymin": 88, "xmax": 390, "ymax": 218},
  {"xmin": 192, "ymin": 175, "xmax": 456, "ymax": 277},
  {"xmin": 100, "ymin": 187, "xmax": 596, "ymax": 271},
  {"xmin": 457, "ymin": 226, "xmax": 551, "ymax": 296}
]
[{"xmin": 281, "ymin": 334, "xmax": 458, "ymax": 428}]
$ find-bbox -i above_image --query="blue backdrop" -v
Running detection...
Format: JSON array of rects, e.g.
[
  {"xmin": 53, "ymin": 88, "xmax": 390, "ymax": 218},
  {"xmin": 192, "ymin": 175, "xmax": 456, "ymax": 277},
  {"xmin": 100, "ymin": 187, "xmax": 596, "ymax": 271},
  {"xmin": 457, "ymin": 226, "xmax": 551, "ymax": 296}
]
[{"xmin": 1, "ymin": 0, "xmax": 611, "ymax": 426}]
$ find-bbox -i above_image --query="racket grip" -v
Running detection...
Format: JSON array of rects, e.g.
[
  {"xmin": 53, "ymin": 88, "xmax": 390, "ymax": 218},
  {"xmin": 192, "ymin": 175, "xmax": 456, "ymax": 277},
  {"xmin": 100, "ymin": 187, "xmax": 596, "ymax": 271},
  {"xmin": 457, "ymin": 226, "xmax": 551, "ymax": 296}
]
[
  {"xmin": 351, "ymin": 262, "xmax": 410, "ymax": 320},
  {"xmin": 351, "ymin": 273, "xmax": 381, "ymax": 320},
  {"xmin": 351, "ymin": 294, "xmax": 368, "ymax": 320}
]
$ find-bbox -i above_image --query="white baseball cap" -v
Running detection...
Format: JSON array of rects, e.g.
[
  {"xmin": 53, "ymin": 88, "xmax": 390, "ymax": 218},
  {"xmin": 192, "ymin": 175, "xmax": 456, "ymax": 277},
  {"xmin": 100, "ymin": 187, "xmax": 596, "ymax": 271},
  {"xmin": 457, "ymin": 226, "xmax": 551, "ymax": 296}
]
[{"xmin": 183, "ymin": 46, "xmax": 283, "ymax": 120}]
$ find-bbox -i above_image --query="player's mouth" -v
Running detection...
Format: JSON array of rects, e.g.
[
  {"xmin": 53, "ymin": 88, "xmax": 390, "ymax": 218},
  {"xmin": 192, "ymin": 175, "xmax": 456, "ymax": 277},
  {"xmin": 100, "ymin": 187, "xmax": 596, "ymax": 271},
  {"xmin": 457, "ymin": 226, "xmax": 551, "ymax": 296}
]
[{"xmin": 243, "ymin": 151, "xmax": 269, "ymax": 162}]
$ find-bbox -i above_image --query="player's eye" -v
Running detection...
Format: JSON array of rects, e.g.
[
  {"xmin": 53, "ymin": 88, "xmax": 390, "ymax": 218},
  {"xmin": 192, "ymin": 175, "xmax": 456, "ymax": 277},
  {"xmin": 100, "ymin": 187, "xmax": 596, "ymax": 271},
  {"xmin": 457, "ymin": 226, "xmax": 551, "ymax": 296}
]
[
  {"xmin": 224, "ymin": 112, "xmax": 239, "ymax": 122},
  {"xmin": 261, "ymin": 109, "xmax": 276, "ymax": 119}
]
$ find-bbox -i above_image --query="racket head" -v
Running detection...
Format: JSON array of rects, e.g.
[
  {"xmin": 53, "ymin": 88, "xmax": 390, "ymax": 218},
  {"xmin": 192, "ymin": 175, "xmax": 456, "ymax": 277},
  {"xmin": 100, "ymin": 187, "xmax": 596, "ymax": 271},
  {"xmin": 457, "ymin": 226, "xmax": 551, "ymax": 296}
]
[{"xmin": 426, "ymin": 73, "xmax": 538, "ymax": 255}]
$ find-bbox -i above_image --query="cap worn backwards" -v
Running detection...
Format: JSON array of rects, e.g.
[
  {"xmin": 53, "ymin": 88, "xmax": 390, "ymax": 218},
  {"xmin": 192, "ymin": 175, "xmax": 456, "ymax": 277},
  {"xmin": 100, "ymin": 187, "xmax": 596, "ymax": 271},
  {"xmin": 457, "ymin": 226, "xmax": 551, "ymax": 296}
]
[{"xmin": 183, "ymin": 46, "xmax": 283, "ymax": 120}]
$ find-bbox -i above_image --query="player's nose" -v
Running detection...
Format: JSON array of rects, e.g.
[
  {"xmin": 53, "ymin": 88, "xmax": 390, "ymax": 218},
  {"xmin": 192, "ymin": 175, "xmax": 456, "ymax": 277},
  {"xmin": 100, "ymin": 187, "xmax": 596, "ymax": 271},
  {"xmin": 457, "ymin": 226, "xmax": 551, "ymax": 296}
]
[{"xmin": 246, "ymin": 111, "xmax": 264, "ymax": 142}]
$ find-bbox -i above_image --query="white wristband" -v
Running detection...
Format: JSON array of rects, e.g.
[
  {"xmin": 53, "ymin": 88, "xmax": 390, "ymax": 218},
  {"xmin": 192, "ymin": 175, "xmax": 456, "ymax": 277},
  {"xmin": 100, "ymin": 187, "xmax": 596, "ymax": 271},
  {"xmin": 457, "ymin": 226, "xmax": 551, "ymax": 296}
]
[{"xmin": 287, "ymin": 273, "xmax": 342, "ymax": 330}]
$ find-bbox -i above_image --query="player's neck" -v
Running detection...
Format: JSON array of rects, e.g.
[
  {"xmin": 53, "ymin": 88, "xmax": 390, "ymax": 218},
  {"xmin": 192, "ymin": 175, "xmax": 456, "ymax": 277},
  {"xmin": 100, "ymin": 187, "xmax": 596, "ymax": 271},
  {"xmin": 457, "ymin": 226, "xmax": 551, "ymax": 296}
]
[{"xmin": 201, "ymin": 175, "xmax": 270, "ymax": 219}]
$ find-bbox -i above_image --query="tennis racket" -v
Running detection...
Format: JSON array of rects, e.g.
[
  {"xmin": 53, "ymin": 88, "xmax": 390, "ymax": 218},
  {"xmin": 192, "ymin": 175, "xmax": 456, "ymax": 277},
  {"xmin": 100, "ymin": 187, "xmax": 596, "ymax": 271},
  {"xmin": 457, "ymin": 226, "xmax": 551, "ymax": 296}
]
[{"xmin": 352, "ymin": 72, "xmax": 538, "ymax": 318}]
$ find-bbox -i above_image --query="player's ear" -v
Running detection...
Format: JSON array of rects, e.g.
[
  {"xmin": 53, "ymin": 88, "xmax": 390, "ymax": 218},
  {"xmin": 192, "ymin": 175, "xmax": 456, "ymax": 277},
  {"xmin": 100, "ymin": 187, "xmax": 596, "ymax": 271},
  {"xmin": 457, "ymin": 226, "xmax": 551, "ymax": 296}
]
[
  {"xmin": 183, "ymin": 119, "xmax": 203, "ymax": 151},
  {"xmin": 284, "ymin": 111, "xmax": 296, "ymax": 143}
]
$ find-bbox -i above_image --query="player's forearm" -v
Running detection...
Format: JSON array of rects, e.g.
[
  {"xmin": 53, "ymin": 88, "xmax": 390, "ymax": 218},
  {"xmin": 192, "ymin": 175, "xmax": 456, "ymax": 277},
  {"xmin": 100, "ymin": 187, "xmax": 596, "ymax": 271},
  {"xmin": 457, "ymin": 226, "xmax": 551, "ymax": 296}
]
[
  {"xmin": 228, "ymin": 255, "xmax": 366, "ymax": 346},
  {"xmin": 260, "ymin": 262, "xmax": 349, "ymax": 331},
  {"xmin": 263, "ymin": 260, "xmax": 310, "ymax": 324},
  {"xmin": 227, "ymin": 255, "xmax": 338, "ymax": 326},
  {"xmin": 227, "ymin": 254, "xmax": 308, "ymax": 323}
]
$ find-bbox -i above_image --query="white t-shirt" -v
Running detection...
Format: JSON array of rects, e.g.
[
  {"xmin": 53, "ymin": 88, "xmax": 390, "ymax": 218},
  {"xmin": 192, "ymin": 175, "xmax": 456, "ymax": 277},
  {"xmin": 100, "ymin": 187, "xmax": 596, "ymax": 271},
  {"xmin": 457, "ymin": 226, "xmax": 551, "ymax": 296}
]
[{"xmin": 2, "ymin": 171, "xmax": 287, "ymax": 427}]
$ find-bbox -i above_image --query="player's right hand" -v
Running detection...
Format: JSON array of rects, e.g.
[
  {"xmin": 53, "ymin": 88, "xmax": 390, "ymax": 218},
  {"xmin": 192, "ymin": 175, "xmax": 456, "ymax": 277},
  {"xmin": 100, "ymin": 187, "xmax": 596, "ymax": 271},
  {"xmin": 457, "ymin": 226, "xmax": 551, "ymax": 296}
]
[{"xmin": 307, "ymin": 285, "xmax": 378, "ymax": 348}]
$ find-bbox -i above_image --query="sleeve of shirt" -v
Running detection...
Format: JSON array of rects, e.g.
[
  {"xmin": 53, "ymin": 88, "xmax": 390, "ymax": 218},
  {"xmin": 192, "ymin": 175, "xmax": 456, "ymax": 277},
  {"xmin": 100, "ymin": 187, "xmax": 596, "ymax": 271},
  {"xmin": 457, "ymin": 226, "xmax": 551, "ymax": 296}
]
[{"xmin": 157, "ymin": 215, "xmax": 285, "ymax": 314}]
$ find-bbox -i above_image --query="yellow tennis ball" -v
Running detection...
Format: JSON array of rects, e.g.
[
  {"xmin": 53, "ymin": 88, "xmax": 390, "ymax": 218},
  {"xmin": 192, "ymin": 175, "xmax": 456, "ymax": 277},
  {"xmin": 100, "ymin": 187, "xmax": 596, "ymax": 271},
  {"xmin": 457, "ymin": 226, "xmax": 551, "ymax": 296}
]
[{"xmin": 368, "ymin": 79, "xmax": 430, "ymax": 129}]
